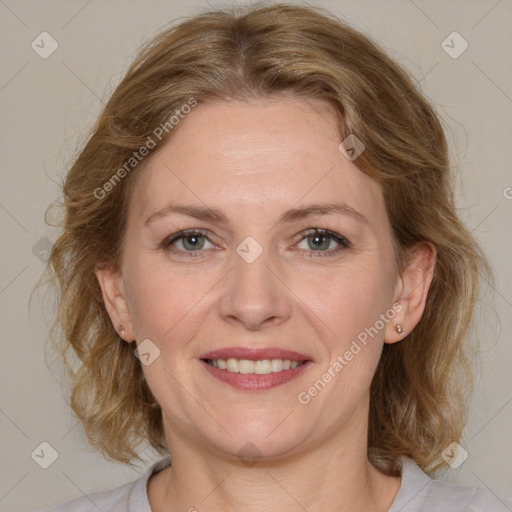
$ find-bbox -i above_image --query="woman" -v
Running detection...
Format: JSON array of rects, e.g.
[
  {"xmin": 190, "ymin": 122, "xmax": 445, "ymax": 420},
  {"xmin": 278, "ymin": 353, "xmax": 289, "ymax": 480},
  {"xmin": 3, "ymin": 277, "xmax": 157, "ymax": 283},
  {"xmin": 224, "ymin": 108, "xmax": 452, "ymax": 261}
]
[{"xmin": 42, "ymin": 3, "xmax": 511, "ymax": 511}]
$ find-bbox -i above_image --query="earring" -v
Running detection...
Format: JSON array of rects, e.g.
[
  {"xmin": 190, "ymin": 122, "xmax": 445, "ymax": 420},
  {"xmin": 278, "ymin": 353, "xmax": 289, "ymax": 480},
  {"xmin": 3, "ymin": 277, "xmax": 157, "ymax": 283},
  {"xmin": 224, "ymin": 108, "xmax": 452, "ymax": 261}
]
[
  {"xmin": 396, "ymin": 324, "xmax": 404, "ymax": 335},
  {"xmin": 118, "ymin": 324, "xmax": 125, "ymax": 333}
]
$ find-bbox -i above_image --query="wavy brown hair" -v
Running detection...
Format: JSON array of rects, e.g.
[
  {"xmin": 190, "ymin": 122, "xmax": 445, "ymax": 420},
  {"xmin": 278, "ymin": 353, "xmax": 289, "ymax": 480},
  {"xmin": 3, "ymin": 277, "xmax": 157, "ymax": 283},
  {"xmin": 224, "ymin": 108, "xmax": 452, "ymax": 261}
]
[{"xmin": 45, "ymin": 2, "xmax": 490, "ymax": 472}]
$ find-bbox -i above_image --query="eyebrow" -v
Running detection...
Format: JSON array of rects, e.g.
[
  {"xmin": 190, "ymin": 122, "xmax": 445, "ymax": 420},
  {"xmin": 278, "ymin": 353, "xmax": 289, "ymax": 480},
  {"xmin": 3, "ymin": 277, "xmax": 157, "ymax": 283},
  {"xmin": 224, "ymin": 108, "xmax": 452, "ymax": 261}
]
[{"xmin": 144, "ymin": 202, "xmax": 368, "ymax": 227}]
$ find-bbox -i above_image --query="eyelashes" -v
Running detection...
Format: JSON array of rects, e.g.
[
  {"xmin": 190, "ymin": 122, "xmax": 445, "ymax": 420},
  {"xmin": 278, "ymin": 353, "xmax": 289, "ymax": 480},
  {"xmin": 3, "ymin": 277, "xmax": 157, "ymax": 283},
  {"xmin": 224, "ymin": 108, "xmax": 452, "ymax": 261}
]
[
  {"xmin": 162, "ymin": 229, "xmax": 212, "ymax": 255},
  {"xmin": 162, "ymin": 227, "xmax": 350, "ymax": 259},
  {"xmin": 296, "ymin": 227, "xmax": 350, "ymax": 256}
]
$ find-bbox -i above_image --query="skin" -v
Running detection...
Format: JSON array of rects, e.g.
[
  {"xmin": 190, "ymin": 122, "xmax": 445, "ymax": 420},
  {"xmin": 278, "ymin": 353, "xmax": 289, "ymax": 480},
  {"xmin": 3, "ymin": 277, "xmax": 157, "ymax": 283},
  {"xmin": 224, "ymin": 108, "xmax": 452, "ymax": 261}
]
[{"xmin": 96, "ymin": 97, "xmax": 436, "ymax": 512}]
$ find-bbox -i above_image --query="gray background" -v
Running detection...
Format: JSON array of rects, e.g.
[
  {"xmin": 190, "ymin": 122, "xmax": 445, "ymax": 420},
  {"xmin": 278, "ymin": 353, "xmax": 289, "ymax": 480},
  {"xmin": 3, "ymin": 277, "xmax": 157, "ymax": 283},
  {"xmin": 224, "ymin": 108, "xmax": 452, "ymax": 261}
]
[{"xmin": 0, "ymin": 0, "xmax": 510, "ymax": 510}]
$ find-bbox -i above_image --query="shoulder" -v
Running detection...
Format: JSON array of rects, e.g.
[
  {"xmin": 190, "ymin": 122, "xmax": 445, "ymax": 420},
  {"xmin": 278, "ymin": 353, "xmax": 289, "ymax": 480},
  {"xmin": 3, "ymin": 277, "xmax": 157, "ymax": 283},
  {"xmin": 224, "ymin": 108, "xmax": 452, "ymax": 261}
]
[
  {"xmin": 40, "ymin": 480, "xmax": 133, "ymax": 512},
  {"xmin": 38, "ymin": 457, "xmax": 171, "ymax": 512},
  {"xmin": 390, "ymin": 456, "xmax": 512, "ymax": 512}
]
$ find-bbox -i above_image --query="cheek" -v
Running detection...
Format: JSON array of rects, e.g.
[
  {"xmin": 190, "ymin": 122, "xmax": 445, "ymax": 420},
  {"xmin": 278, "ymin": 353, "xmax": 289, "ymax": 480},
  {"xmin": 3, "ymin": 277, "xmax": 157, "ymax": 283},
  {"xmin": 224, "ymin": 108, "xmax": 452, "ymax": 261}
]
[
  {"xmin": 305, "ymin": 274, "xmax": 391, "ymax": 394},
  {"xmin": 301, "ymin": 261, "xmax": 395, "ymax": 345},
  {"xmin": 123, "ymin": 257, "xmax": 220, "ymax": 343}
]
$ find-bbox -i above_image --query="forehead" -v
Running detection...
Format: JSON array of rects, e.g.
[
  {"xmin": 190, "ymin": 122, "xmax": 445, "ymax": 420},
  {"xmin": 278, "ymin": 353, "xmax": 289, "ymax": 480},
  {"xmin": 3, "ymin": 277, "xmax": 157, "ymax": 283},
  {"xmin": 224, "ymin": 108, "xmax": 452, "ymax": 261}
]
[{"xmin": 128, "ymin": 97, "xmax": 385, "ymax": 227}]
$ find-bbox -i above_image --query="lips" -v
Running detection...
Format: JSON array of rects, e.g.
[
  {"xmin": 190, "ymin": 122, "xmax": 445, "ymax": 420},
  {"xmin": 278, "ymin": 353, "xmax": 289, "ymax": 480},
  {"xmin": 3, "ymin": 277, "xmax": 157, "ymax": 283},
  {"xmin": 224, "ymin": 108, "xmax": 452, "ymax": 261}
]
[
  {"xmin": 199, "ymin": 346, "xmax": 313, "ymax": 391},
  {"xmin": 199, "ymin": 347, "xmax": 311, "ymax": 362}
]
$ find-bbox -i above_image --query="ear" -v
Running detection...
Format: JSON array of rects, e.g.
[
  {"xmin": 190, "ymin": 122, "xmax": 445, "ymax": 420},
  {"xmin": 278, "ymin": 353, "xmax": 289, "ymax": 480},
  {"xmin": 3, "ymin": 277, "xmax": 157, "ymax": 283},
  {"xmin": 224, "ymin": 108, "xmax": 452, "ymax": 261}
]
[
  {"xmin": 95, "ymin": 265, "xmax": 135, "ymax": 342},
  {"xmin": 384, "ymin": 242, "xmax": 436, "ymax": 344}
]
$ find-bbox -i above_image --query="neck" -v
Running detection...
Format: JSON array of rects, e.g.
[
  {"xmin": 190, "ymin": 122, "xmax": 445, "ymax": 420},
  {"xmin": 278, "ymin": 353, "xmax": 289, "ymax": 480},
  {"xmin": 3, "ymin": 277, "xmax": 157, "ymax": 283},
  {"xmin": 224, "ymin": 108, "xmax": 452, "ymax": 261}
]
[{"xmin": 148, "ymin": 420, "xmax": 401, "ymax": 512}]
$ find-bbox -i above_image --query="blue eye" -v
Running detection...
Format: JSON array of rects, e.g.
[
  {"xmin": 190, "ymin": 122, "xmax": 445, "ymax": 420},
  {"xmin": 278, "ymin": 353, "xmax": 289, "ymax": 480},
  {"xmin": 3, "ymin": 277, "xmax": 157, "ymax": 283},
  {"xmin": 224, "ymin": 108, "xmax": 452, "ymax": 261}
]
[
  {"xmin": 296, "ymin": 228, "xmax": 349, "ymax": 257},
  {"xmin": 162, "ymin": 227, "xmax": 349, "ymax": 259},
  {"xmin": 163, "ymin": 229, "xmax": 214, "ymax": 257}
]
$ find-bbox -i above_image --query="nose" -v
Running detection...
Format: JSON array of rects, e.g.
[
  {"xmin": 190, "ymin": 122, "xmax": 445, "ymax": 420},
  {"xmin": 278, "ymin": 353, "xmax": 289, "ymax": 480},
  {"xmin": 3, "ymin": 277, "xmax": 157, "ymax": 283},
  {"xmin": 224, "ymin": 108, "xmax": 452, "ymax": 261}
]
[{"xmin": 218, "ymin": 246, "xmax": 292, "ymax": 331}]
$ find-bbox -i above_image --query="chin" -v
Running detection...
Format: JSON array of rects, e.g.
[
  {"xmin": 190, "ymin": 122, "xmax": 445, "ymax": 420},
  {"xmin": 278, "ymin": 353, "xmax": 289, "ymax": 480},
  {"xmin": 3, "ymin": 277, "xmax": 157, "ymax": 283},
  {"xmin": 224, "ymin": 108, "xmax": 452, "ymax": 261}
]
[{"xmin": 173, "ymin": 411, "xmax": 310, "ymax": 463}]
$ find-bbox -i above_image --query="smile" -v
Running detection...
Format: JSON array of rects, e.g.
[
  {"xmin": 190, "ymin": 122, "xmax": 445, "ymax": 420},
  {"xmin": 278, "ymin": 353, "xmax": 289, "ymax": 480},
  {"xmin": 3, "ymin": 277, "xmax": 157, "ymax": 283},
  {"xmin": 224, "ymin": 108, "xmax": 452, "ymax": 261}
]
[
  {"xmin": 199, "ymin": 348, "xmax": 313, "ymax": 391},
  {"xmin": 204, "ymin": 358, "xmax": 304, "ymax": 374}
]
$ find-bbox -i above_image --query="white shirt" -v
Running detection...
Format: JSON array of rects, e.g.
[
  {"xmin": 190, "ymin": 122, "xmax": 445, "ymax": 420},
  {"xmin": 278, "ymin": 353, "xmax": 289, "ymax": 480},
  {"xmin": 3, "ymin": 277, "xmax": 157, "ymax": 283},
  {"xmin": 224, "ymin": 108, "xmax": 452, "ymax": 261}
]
[{"xmin": 40, "ymin": 455, "xmax": 512, "ymax": 511}]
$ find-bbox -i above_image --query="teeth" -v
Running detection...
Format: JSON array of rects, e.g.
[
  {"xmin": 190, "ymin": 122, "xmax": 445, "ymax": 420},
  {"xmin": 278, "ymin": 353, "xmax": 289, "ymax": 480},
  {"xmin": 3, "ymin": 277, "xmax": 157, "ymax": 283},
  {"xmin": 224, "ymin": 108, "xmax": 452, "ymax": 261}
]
[
  {"xmin": 255, "ymin": 359, "xmax": 272, "ymax": 374},
  {"xmin": 207, "ymin": 358, "xmax": 303, "ymax": 374},
  {"xmin": 226, "ymin": 358, "xmax": 239, "ymax": 372},
  {"xmin": 238, "ymin": 359, "xmax": 254, "ymax": 374}
]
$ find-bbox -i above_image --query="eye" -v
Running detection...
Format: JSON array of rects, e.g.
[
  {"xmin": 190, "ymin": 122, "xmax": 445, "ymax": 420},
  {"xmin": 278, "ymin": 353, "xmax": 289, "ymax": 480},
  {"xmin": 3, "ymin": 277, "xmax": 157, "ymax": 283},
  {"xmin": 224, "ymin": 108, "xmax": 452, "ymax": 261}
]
[
  {"xmin": 295, "ymin": 227, "xmax": 350, "ymax": 257},
  {"xmin": 162, "ymin": 229, "xmax": 216, "ymax": 256}
]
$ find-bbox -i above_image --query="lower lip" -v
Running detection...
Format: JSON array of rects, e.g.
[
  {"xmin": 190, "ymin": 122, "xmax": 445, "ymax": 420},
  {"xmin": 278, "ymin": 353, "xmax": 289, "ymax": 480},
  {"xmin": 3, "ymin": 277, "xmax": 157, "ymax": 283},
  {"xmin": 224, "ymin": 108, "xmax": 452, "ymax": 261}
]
[{"xmin": 200, "ymin": 360, "xmax": 313, "ymax": 391}]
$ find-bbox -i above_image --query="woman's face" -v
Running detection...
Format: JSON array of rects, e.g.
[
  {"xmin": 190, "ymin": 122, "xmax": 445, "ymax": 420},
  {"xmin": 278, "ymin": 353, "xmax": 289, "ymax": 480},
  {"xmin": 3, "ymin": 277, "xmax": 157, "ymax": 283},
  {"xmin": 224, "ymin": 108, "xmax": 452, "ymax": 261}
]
[{"xmin": 101, "ymin": 97, "xmax": 409, "ymax": 460}]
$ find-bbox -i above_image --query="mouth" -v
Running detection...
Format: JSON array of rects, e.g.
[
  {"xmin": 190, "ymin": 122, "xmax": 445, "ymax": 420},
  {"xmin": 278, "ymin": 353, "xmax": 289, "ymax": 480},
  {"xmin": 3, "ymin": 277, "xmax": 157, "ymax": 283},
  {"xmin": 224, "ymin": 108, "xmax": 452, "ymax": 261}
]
[
  {"xmin": 199, "ymin": 347, "xmax": 313, "ymax": 391},
  {"xmin": 203, "ymin": 357, "xmax": 305, "ymax": 374}
]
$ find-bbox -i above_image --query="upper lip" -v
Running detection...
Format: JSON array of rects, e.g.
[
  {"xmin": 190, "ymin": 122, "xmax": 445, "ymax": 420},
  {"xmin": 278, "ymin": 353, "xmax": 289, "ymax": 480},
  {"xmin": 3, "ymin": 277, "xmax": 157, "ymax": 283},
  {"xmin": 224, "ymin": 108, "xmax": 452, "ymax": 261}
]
[{"xmin": 199, "ymin": 347, "xmax": 312, "ymax": 362}]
